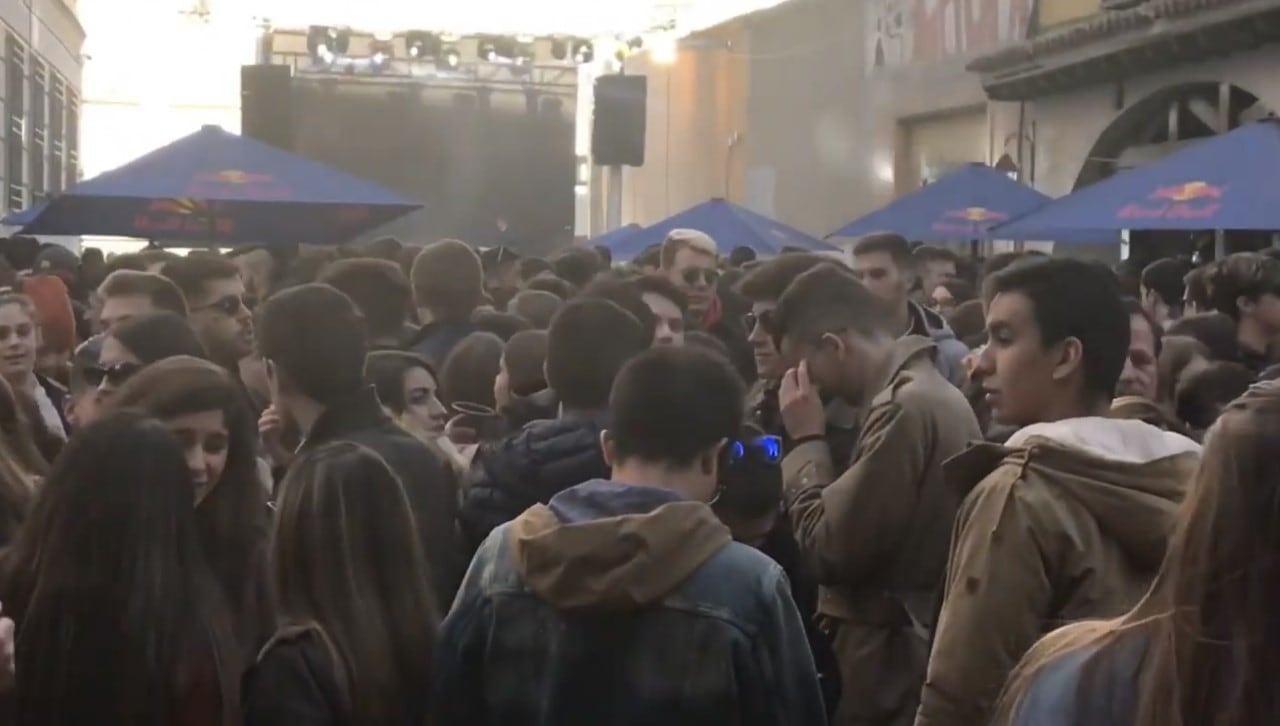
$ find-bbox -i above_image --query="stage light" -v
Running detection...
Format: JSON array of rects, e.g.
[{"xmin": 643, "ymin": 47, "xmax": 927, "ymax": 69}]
[
  {"xmin": 513, "ymin": 35, "xmax": 536, "ymax": 65},
  {"xmin": 307, "ymin": 25, "xmax": 349, "ymax": 63},
  {"xmin": 405, "ymin": 31, "xmax": 443, "ymax": 59},
  {"xmin": 477, "ymin": 35, "xmax": 501, "ymax": 62},
  {"xmin": 572, "ymin": 39, "xmax": 594, "ymax": 64},
  {"xmin": 439, "ymin": 45, "xmax": 461, "ymax": 70},
  {"xmin": 550, "ymin": 38, "xmax": 570, "ymax": 61},
  {"xmin": 650, "ymin": 34, "xmax": 678, "ymax": 65},
  {"xmin": 370, "ymin": 39, "xmax": 393, "ymax": 71}
]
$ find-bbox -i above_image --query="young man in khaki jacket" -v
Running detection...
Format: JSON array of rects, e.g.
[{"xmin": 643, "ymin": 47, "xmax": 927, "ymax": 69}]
[
  {"xmin": 770, "ymin": 265, "xmax": 982, "ymax": 726},
  {"xmin": 913, "ymin": 259, "xmax": 1201, "ymax": 726}
]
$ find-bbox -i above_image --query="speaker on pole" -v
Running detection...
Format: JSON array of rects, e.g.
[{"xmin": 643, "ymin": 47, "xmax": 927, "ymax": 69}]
[
  {"xmin": 591, "ymin": 74, "xmax": 647, "ymax": 167},
  {"xmin": 240, "ymin": 64, "xmax": 294, "ymax": 151}
]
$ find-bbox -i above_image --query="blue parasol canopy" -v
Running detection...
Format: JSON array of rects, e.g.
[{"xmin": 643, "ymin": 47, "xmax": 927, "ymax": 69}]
[
  {"xmin": 605, "ymin": 198, "xmax": 837, "ymax": 261},
  {"xmin": 830, "ymin": 163, "xmax": 1118, "ymax": 243},
  {"xmin": 19, "ymin": 125, "xmax": 422, "ymax": 246},
  {"xmin": 994, "ymin": 119, "xmax": 1280, "ymax": 237}
]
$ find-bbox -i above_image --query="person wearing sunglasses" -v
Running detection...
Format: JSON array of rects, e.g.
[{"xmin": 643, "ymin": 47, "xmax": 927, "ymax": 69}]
[
  {"xmin": 160, "ymin": 255, "xmax": 256, "ymax": 375},
  {"xmin": 770, "ymin": 264, "xmax": 982, "ymax": 726},
  {"xmin": 91, "ymin": 312, "xmax": 208, "ymax": 411},
  {"xmin": 659, "ymin": 229, "xmax": 757, "ymax": 382},
  {"xmin": 712, "ymin": 426, "xmax": 842, "ymax": 719}
]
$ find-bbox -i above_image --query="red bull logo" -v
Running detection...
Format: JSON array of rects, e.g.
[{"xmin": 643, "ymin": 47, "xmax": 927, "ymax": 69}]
[
  {"xmin": 133, "ymin": 198, "xmax": 235, "ymax": 237},
  {"xmin": 185, "ymin": 169, "xmax": 294, "ymax": 201},
  {"xmin": 1118, "ymin": 181, "xmax": 1225, "ymax": 221},
  {"xmin": 932, "ymin": 206, "xmax": 1008, "ymax": 234}
]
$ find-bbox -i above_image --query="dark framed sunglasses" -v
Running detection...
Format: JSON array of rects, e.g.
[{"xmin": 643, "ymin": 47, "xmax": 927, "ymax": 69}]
[
  {"xmin": 85, "ymin": 361, "xmax": 143, "ymax": 388},
  {"xmin": 681, "ymin": 267, "xmax": 720, "ymax": 287},
  {"xmin": 724, "ymin": 435, "xmax": 783, "ymax": 466},
  {"xmin": 742, "ymin": 309, "xmax": 776, "ymax": 333},
  {"xmin": 196, "ymin": 295, "xmax": 251, "ymax": 316}
]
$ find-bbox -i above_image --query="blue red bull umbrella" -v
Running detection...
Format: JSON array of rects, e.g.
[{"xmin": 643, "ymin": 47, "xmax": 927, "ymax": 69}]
[
  {"xmin": 1, "ymin": 202, "xmax": 45, "ymax": 227},
  {"xmin": 605, "ymin": 198, "xmax": 838, "ymax": 261},
  {"xmin": 588, "ymin": 223, "xmax": 643, "ymax": 250},
  {"xmin": 18, "ymin": 125, "xmax": 422, "ymax": 246},
  {"xmin": 829, "ymin": 163, "xmax": 1117, "ymax": 243},
  {"xmin": 994, "ymin": 119, "xmax": 1280, "ymax": 236}
]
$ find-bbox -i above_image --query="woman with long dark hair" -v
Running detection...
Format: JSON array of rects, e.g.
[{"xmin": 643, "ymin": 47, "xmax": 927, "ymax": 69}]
[
  {"xmin": 245, "ymin": 441, "xmax": 437, "ymax": 725},
  {"xmin": 108, "ymin": 355, "xmax": 273, "ymax": 668},
  {"xmin": 364, "ymin": 350, "xmax": 448, "ymax": 438},
  {"xmin": 997, "ymin": 383, "xmax": 1280, "ymax": 726},
  {"xmin": 0, "ymin": 411, "xmax": 239, "ymax": 725}
]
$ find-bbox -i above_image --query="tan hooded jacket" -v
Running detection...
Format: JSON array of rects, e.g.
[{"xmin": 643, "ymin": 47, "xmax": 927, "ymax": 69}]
[
  {"xmin": 913, "ymin": 417, "xmax": 1201, "ymax": 726},
  {"xmin": 782, "ymin": 336, "xmax": 982, "ymax": 726}
]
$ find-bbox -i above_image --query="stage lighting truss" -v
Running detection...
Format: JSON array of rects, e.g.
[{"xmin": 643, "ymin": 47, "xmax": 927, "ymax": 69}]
[
  {"xmin": 276, "ymin": 28, "xmax": 598, "ymax": 93},
  {"xmin": 550, "ymin": 37, "xmax": 595, "ymax": 65}
]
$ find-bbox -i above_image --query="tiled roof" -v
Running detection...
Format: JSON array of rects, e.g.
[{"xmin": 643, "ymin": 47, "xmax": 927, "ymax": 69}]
[{"xmin": 968, "ymin": 0, "xmax": 1280, "ymax": 73}]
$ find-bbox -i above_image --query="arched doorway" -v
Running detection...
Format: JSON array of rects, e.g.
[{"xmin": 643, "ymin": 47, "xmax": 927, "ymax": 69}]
[{"xmin": 1075, "ymin": 82, "xmax": 1274, "ymax": 263}]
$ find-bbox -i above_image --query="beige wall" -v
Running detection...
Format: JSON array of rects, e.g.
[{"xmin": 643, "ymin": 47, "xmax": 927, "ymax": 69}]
[
  {"xmin": 620, "ymin": 21, "xmax": 750, "ymax": 226},
  {"xmin": 616, "ymin": 0, "xmax": 1032, "ymax": 241}
]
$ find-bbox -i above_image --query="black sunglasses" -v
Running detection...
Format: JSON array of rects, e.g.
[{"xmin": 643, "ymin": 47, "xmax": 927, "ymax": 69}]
[
  {"xmin": 681, "ymin": 268, "xmax": 720, "ymax": 287},
  {"xmin": 85, "ymin": 361, "xmax": 143, "ymax": 388},
  {"xmin": 196, "ymin": 295, "xmax": 251, "ymax": 316}
]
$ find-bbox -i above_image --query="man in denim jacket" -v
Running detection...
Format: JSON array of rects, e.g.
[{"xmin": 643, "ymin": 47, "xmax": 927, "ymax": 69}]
[{"xmin": 432, "ymin": 347, "xmax": 827, "ymax": 725}]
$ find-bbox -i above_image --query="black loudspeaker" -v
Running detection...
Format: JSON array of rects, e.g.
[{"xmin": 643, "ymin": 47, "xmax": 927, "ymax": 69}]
[
  {"xmin": 592, "ymin": 74, "xmax": 646, "ymax": 167},
  {"xmin": 241, "ymin": 64, "xmax": 294, "ymax": 151}
]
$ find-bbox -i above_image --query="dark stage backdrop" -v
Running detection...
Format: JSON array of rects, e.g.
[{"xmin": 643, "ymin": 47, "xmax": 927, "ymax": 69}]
[{"xmin": 290, "ymin": 80, "xmax": 577, "ymax": 255}]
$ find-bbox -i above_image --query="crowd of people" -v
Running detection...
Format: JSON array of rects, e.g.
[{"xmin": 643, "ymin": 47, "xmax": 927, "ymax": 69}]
[{"xmin": 0, "ymin": 226, "xmax": 1275, "ymax": 725}]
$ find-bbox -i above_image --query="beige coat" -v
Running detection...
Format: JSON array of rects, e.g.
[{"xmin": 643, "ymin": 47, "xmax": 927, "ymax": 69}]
[
  {"xmin": 783, "ymin": 336, "xmax": 982, "ymax": 726},
  {"xmin": 913, "ymin": 417, "xmax": 1201, "ymax": 726}
]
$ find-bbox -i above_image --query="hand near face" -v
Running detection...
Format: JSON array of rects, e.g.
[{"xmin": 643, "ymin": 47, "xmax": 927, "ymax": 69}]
[
  {"xmin": 258, "ymin": 404, "xmax": 295, "ymax": 468},
  {"xmin": 779, "ymin": 360, "xmax": 826, "ymax": 441}
]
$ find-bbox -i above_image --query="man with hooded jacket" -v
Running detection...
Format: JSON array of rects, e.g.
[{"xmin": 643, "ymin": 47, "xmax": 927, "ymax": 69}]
[
  {"xmin": 771, "ymin": 265, "xmax": 980, "ymax": 726},
  {"xmin": 433, "ymin": 347, "xmax": 826, "ymax": 725},
  {"xmin": 913, "ymin": 259, "xmax": 1200, "ymax": 726}
]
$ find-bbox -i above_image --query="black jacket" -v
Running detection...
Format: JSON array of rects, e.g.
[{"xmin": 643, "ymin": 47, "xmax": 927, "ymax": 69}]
[
  {"xmin": 407, "ymin": 319, "xmax": 480, "ymax": 369},
  {"xmin": 298, "ymin": 387, "xmax": 464, "ymax": 608},
  {"xmin": 244, "ymin": 630, "xmax": 349, "ymax": 726},
  {"xmin": 459, "ymin": 411, "xmax": 609, "ymax": 555}
]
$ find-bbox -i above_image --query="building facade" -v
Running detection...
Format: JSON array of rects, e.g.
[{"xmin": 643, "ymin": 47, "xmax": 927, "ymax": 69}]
[
  {"xmin": 618, "ymin": 0, "xmax": 1030, "ymax": 241},
  {"xmin": 0, "ymin": 0, "xmax": 84, "ymax": 214},
  {"xmin": 617, "ymin": 0, "xmax": 1280, "ymax": 260}
]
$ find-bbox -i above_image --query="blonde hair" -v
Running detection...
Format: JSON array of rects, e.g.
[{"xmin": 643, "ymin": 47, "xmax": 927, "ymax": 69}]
[{"xmin": 660, "ymin": 229, "xmax": 718, "ymax": 269}]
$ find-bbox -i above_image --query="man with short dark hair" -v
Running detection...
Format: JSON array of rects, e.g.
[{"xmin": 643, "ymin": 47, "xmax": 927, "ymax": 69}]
[
  {"xmin": 407, "ymin": 239, "xmax": 485, "ymax": 368},
  {"xmin": 1139, "ymin": 257, "xmax": 1192, "ymax": 327},
  {"xmin": 736, "ymin": 254, "xmax": 860, "ymax": 464},
  {"xmin": 1116, "ymin": 298, "xmax": 1162, "ymax": 401},
  {"xmin": 435, "ymin": 346, "xmax": 826, "ymax": 726},
  {"xmin": 319, "ymin": 258, "xmax": 413, "ymax": 350},
  {"xmin": 770, "ymin": 264, "xmax": 980, "ymax": 726},
  {"xmin": 911, "ymin": 245, "xmax": 958, "ymax": 304},
  {"xmin": 459, "ymin": 298, "xmax": 651, "ymax": 554},
  {"xmin": 1204, "ymin": 252, "xmax": 1280, "ymax": 373},
  {"xmin": 97, "ymin": 270, "xmax": 189, "ymax": 332},
  {"xmin": 507, "ymin": 289, "xmax": 562, "ymax": 330},
  {"xmin": 480, "ymin": 246, "xmax": 523, "ymax": 310},
  {"xmin": 851, "ymin": 233, "xmax": 968, "ymax": 386},
  {"xmin": 915, "ymin": 259, "xmax": 1201, "ymax": 726},
  {"xmin": 160, "ymin": 256, "xmax": 255, "ymax": 372},
  {"xmin": 257, "ymin": 283, "xmax": 463, "ymax": 607}
]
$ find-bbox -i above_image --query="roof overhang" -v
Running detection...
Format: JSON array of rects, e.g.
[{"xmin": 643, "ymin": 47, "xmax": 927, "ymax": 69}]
[{"xmin": 969, "ymin": 0, "xmax": 1280, "ymax": 101}]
